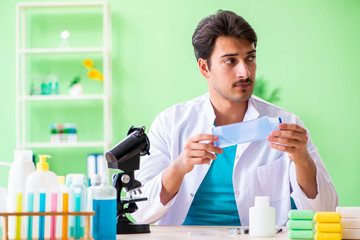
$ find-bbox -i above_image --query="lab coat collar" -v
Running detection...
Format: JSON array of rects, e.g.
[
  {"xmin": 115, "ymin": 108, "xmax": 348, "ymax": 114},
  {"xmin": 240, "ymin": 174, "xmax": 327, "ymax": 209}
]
[{"xmin": 204, "ymin": 93, "xmax": 260, "ymax": 124}]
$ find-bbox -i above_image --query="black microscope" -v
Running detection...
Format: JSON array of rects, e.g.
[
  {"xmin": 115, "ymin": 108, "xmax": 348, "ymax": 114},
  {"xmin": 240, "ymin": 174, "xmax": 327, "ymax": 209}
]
[{"xmin": 105, "ymin": 126, "xmax": 151, "ymax": 234}]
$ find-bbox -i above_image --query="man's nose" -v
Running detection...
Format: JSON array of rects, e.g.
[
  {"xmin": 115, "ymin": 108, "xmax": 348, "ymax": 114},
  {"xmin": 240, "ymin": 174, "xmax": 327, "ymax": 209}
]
[{"xmin": 235, "ymin": 61, "xmax": 250, "ymax": 79}]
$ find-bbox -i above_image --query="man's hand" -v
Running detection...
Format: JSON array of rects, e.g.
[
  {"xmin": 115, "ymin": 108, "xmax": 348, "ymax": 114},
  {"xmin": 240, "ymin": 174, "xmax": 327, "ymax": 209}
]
[
  {"xmin": 267, "ymin": 123, "xmax": 318, "ymax": 199},
  {"xmin": 160, "ymin": 134, "xmax": 223, "ymax": 205},
  {"xmin": 174, "ymin": 134, "xmax": 223, "ymax": 175}
]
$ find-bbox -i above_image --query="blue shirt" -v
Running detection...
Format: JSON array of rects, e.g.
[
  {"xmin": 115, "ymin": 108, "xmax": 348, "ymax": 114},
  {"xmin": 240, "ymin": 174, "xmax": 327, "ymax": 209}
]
[{"xmin": 183, "ymin": 145, "xmax": 241, "ymax": 225}]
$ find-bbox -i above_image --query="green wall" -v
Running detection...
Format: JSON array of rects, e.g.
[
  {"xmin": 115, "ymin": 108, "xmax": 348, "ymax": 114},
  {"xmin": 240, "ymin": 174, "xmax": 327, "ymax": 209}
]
[{"xmin": 1, "ymin": 0, "xmax": 359, "ymax": 206}]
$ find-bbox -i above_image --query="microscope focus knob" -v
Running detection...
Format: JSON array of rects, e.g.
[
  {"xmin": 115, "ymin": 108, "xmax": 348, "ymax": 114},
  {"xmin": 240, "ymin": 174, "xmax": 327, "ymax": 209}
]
[{"xmin": 121, "ymin": 174, "xmax": 131, "ymax": 184}]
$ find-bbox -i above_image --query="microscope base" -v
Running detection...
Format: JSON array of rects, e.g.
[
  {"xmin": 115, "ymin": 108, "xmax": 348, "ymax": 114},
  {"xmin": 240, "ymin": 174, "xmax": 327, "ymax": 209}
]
[{"xmin": 117, "ymin": 222, "xmax": 150, "ymax": 234}]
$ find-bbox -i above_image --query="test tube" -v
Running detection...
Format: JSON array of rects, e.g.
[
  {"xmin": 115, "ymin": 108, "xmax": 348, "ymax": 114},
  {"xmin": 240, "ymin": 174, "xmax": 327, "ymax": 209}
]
[
  {"xmin": 74, "ymin": 190, "xmax": 81, "ymax": 239},
  {"xmin": 39, "ymin": 192, "xmax": 46, "ymax": 240},
  {"xmin": 51, "ymin": 192, "xmax": 58, "ymax": 239},
  {"xmin": 15, "ymin": 192, "xmax": 23, "ymax": 240},
  {"xmin": 62, "ymin": 192, "xmax": 69, "ymax": 240},
  {"xmin": 27, "ymin": 192, "xmax": 34, "ymax": 240}
]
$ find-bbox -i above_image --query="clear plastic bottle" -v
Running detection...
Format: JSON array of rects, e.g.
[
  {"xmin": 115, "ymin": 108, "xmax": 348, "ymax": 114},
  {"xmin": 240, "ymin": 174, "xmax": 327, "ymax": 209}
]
[
  {"xmin": 67, "ymin": 174, "xmax": 87, "ymax": 239},
  {"xmin": 249, "ymin": 196, "xmax": 275, "ymax": 237},
  {"xmin": 25, "ymin": 155, "xmax": 60, "ymax": 238},
  {"xmin": 87, "ymin": 175, "xmax": 101, "ymax": 237},
  {"xmin": 7, "ymin": 150, "xmax": 35, "ymax": 239},
  {"xmin": 92, "ymin": 175, "xmax": 117, "ymax": 240}
]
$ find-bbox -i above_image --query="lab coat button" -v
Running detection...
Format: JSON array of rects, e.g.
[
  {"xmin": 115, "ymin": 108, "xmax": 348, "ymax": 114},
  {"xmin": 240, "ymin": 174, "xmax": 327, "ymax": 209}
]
[
  {"xmin": 235, "ymin": 191, "xmax": 240, "ymax": 197},
  {"xmin": 235, "ymin": 155, "xmax": 240, "ymax": 160},
  {"xmin": 190, "ymin": 193, "xmax": 194, "ymax": 197}
]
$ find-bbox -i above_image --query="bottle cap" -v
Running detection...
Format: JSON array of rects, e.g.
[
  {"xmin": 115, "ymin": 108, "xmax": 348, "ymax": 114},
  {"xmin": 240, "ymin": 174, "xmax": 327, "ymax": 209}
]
[
  {"xmin": 58, "ymin": 176, "xmax": 65, "ymax": 186},
  {"xmin": 37, "ymin": 155, "xmax": 51, "ymax": 171},
  {"xmin": 254, "ymin": 196, "xmax": 270, "ymax": 207},
  {"xmin": 91, "ymin": 174, "xmax": 101, "ymax": 186},
  {"xmin": 14, "ymin": 150, "xmax": 33, "ymax": 162}
]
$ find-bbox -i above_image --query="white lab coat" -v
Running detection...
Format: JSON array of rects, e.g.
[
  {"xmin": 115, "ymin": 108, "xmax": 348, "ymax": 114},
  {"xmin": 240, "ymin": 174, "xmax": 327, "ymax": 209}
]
[{"xmin": 132, "ymin": 93, "xmax": 338, "ymax": 226}]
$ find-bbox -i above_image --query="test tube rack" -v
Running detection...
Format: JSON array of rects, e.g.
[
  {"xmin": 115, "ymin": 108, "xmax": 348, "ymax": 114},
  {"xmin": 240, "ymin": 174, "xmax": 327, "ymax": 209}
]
[{"xmin": 0, "ymin": 211, "xmax": 95, "ymax": 240}]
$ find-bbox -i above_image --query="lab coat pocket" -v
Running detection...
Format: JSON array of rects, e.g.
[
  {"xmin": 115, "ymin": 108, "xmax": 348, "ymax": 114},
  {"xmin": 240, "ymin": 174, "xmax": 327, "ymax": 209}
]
[{"xmin": 257, "ymin": 156, "xmax": 290, "ymax": 202}]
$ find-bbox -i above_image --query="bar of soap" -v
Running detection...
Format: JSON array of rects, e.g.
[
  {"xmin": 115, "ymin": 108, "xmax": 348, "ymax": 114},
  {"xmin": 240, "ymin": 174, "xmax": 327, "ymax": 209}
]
[
  {"xmin": 286, "ymin": 220, "xmax": 314, "ymax": 230},
  {"xmin": 315, "ymin": 223, "xmax": 342, "ymax": 232},
  {"xmin": 314, "ymin": 212, "xmax": 341, "ymax": 223},
  {"xmin": 342, "ymin": 229, "xmax": 360, "ymax": 239},
  {"xmin": 288, "ymin": 210, "xmax": 315, "ymax": 220},
  {"xmin": 315, "ymin": 232, "xmax": 342, "ymax": 240},
  {"xmin": 336, "ymin": 207, "xmax": 360, "ymax": 218},
  {"xmin": 288, "ymin": 230, "xmax": 315, "ymax": 239},
  {"xmin": 341, "ymin": 218, "xmax": 360, "ymax": 229}
]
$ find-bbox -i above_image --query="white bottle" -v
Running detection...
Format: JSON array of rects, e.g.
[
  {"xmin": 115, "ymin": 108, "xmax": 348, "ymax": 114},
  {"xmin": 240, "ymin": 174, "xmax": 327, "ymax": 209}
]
[
  {"xmin": 249, "ymin": 196, "xmax": 275, "ymax": 237},
  {"xmin": 7, "ymin": 150, "xmax": 35, "ymax": 239},
  {"xmin": 25, "ymin": 155, "xmax": 60, "ymax": 238}
]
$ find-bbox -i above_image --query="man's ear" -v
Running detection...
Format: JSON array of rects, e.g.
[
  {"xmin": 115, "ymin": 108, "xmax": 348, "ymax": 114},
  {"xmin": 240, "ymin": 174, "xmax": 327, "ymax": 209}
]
[{"xmin": 198, "ymin": 58, "xmax": 210, "ymax": 79}]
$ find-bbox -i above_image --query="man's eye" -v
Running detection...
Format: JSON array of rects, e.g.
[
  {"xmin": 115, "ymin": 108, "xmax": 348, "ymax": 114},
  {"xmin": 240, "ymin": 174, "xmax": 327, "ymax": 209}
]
[
  {"xmin": 248, "ymin": 55, "xmax": 256, "ymax": 61},
  {"xmin": 224, "ymin": 59, "xmax": 234, "ymax": 64}
]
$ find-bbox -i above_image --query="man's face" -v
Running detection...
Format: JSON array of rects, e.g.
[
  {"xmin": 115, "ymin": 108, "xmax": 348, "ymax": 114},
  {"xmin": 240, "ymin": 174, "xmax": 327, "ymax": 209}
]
[{"xmin": 201, "ymin": 36, "xmax": 257, "ymax": 103}]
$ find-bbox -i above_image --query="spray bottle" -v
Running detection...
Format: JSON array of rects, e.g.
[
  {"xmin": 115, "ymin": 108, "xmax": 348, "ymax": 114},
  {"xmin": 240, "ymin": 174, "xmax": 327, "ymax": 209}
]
[{"xmin": 25, "ymin": 155, "xmax": 60, "ymax": 238}]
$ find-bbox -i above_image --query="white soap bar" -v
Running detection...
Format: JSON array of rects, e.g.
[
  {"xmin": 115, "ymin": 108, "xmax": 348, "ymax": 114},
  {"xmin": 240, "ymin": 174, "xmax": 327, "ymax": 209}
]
[
  {"xmin": 342, "ymin": 229, "xmax": 360, "ymax": 239},
  {"xmin": 342, "ymin": 218, "xmax": 360, "ymax": 229},
  {"xmin": 336, "ymin": 207, "xmax": 360, "ymax": 218}
]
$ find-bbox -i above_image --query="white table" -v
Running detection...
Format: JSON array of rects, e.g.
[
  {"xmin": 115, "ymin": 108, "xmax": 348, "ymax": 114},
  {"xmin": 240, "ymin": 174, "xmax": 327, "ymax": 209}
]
[{"xmin": 116, "ymin": 226, "xmax": 290, "ymax": 240}]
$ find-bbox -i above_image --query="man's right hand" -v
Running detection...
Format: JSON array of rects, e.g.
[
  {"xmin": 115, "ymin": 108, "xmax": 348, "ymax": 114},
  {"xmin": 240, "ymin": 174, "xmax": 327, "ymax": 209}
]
[
  {"xmin": 160, "ymin": 134, "xmax": 223, "ymax": 205},
  {"xmin": 173, "ymin": 134, "xmax": 223, "ymax": 175}
]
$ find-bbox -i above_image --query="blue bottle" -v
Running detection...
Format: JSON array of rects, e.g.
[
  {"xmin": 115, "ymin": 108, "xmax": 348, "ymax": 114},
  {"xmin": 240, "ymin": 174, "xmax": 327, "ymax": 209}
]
[{"xmin": 92, "ymin": 175, "xmax": 116, "ymax": 240}]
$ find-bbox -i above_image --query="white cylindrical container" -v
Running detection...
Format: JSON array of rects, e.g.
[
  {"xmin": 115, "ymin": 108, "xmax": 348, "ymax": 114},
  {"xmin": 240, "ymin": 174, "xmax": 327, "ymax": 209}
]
[
  {"xmin": 249, "ymin": 196, "xmax": 275, "ymax": 237},
  {"xmin": 7, "ymin": 150, "xmax": 35, "ymax": 239}
]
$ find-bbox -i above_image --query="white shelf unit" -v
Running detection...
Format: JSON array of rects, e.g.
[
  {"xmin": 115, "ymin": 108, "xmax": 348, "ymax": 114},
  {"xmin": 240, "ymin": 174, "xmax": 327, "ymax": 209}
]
[{"xmin": 15, "ymin": 2, "xmax": 112, "ymax": 152}]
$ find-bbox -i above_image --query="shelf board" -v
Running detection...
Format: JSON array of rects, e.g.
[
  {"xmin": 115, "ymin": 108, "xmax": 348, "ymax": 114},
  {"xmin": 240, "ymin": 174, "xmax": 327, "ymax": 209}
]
[
  {"xmin": 17, "ymin": 2, "xmax": 106, "ymax": 8},
  {"xmin": 20, "ymin": 94, "xmax": 105, "ymax": 101},
  {"xmin": 18, "ymin": 47, "xmax": 105, "ymax": 54},
  {"xmin": 20, "ymin": 141, "xmax": 107, "ymax": 148}
]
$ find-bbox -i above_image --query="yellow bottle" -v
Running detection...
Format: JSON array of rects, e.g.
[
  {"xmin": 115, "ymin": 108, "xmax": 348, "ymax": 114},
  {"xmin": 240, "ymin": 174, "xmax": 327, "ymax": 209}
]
[
  {"xmin": 315, "ymin": 232, "xmax": 342, "ymax": 240},
  {"xmin": 314, "ymin": 212, "xmax": 341, "ymax": 223},
  {"xmin": 315, "ymin": 223, "xmax": 342, "ymax": 232}
]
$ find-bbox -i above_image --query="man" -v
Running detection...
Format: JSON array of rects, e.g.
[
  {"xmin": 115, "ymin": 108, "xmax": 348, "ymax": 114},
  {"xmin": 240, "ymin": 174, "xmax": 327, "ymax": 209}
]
[{"xmin": 132, "ymin": 10, "xmax": 338, "ymax": 226}]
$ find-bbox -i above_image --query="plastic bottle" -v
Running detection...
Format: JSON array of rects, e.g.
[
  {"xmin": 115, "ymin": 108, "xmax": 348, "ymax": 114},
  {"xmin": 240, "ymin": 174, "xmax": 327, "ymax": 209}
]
[
  {"xmin": 87, "ymin": 175, "xmax": 101, "ymax": 237},
  {"xmin": 56, "ymin": 176, "xmax": 68, "ymax": 238},
  {"xmin": 7, "ymin": 150, "xmax": 35, "ymax": 239},
  {"xmin": 25, "ymin": 155, "xmax": 60, "ymax": 239},
  {"xmin": 249, "ymin": 196, "xmax": 275, "ymax": 237},
  {"xmin": 67, "ymin": 174, "xmax": 87, "ymax": 239},
  {"xmin": 212, "ymin": 116, "xmax": 282, "ymax": 148},
  {"xmin": 92, "ymin": 175, "xmax": 117, "ymax": 240}
]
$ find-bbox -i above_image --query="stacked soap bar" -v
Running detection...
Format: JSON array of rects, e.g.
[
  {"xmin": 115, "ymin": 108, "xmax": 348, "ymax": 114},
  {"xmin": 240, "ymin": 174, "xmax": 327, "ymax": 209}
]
[
  {"xmin": 287, "ymin": 210, "xmax": 315, "ymax": 239},
  {"xmin": 314, "ymin": 212, "xmax": 342, "ymax": 240},
  {"xmin": 336, "ymin": 207, "xmax": 360, "ymax": 239}
]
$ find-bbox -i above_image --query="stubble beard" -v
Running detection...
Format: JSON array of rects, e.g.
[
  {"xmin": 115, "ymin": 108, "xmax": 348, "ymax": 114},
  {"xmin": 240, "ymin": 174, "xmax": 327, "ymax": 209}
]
[{"xmin": 211, "ymin": 78, "xmax": 254, "ymax": 103}]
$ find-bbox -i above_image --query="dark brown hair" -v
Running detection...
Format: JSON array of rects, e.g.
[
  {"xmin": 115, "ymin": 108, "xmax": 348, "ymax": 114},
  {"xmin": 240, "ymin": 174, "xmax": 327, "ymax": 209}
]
[{"xmin": 192, "ymin": 10, "xmax": 257, "ymax": 69}]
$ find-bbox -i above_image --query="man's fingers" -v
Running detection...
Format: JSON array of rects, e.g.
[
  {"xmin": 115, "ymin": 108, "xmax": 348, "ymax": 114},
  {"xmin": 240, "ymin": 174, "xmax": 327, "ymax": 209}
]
[
  {"xmin": 278, "ymin": 123, "xmax": 307, "ymax": 134},
  {"xmin": 189, "ymin": 134, "xmax": 219, "ymax": 143},
  {"xmin": 191, "ymin": 150, "xmax": 217, "ymax": 160},
  {"xmin": 188, "ymin": 142, "xmax": 223, "ymax": 154}
]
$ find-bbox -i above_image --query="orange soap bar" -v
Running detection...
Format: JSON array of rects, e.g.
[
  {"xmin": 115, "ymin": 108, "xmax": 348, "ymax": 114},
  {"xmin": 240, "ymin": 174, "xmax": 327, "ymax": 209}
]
[
  {"xmin": 314, "ymin": 212, "xmax": 341, "ymax": 223},
  {"xmin": 315, "ymin": 223, "xmax": 342, "ymax": 233}
]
